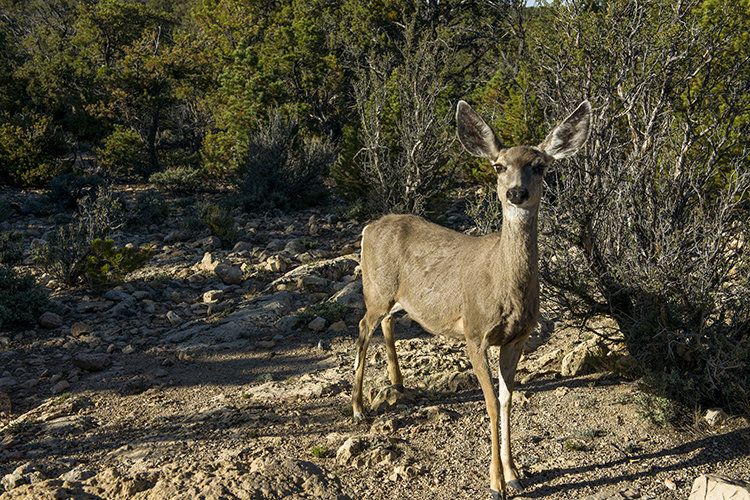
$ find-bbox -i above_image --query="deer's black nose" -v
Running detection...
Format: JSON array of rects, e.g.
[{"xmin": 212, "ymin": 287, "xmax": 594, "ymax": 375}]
[{"xmin": 506, "ymin": 187, "xmax": 529, "ymax": 205}]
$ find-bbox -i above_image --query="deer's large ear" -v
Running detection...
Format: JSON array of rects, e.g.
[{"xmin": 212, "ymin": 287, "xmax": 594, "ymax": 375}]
[
  {"xmin": 540, "ymin": 100, "xmax": 591, "ymax": 160},
  {"xmin": 456, "ymin": 100, "xmax": 503, "ymax": 160}
]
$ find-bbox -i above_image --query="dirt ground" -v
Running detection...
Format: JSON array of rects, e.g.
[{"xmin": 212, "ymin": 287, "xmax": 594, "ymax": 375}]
[{"xmin": 1, "ymin": 190, "xmax": 748, "ymax": 499}]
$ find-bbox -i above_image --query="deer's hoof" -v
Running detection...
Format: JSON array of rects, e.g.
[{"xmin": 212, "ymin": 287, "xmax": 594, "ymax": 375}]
[
  {"xmin": 507, "ymin": 479, "xmax": 524, "ymax": 491},
  {"xmin": 389, "ymin": 384, "xmax": 405, "ymax": 392},
  {"xmin": 490, "ymin": 489, "xmax": 506, "ymax": 500},
  {"xmin": 353, "ymin": 412, "xmax": 365, "ymax": 422}
]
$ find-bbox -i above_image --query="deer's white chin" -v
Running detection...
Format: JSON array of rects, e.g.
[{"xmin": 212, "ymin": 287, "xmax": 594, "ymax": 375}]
[{"xmin": 503, "ymin": 205, "xmax": 536, "ymax": 221}]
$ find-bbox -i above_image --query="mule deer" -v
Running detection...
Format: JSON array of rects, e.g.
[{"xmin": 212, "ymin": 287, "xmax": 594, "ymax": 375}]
[{"xmin": 351, "ymin": 99, "xmax": 591, "ymax": 499}]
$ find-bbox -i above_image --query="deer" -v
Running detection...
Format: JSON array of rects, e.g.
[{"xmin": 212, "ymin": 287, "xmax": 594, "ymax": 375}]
[{"xmin": 351, "ymin": 99, "xmax": 591, "ymax": 499}]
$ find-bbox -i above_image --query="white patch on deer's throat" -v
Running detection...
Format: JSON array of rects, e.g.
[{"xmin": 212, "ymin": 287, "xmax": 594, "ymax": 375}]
[{"xmin": 503, "ymin": 205, "xmax": 536, "ymax": 221}]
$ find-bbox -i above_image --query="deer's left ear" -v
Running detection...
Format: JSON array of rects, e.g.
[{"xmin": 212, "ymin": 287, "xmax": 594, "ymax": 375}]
[{"xmin": 540, "ymin": 101, "xmax": 591, "ymax": 160}]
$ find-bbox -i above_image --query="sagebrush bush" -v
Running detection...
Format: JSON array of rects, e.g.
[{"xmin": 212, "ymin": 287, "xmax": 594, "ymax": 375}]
[
  {"xmin": 95, "ymin": 125, "xmax": 150, "ymax": 179},
  {"xmin": 296, "ymin": 301, "xmax": 347, "ymax": 326},
  {"xmin": 0, "ymin": 266, "xmax": 50, "ymax": 327},
  {"xmin": 85, "ymin": 238, "xmax": 154, "ymax": 285},
  {"xmin": 128, "ymin": 192, "xmax": 170, "ymax": 227},
  {"xmin": 235, "ymin": 109, "xmax": 335, "ymax": 211},
  {"xmin": 518, "ymin": 0, "xmax": 750, "ymax": 414},
  {"xmin": 0, "ymin": 230, "xmax": 25, "ymax": 265},
  {"xmin": 198, "ymin": 202, "xmax": 235, "ymax": 246},
  {"xmin": 35, "ymin": 186, "xmax": 125, "ymax": 287},
  {"xmin": 47, "ymin": 173, "xmax": 104, "ymax": 209},
  {"xmin": 149, "ymin": 166, "xmax": 203, "ymax": 193}
]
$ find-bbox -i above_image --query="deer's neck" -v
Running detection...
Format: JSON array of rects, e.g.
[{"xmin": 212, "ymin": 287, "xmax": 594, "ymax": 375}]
[{"xmin": 494, "ymin": 208, "xmax": 539, "ymax": 292}]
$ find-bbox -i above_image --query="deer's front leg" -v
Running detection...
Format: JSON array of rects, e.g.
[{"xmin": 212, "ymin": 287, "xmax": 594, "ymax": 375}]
[
  {"xmin": 466, "ymin": 340, "xmax": 506, "ymax": 500},
  {"xmin": 498, "ymin": 341, "xmax": 525, "ymax": 490}
]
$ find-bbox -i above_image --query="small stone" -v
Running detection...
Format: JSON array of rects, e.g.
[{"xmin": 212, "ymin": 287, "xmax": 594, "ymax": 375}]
[
  {"xmin": 202, "ymin": 289, "xmax": 225, "ymax": 303},
  {"xmin": 166, "ymin": 310, "xmax": 182, "ymax": 325},
  {"xmin": 664, "ymin": 478, "xmax": 677, "ymax": 491},
  {"xmin": 215, "ymin": 264, "xmax": 243, "ymax": 285},
  {"xmin": 689, "ymin": 474, "xmax": 750, "ymax": 500},
  {"xmin": 255, "ymin": 340, "xmax": 276, "ymax": 349},
  {"xmin": 275, "ymin": 315, "xmax": 301, "ymax": 332},
  {"xmin": 72, "ymin": 353, "xmax": 112, "ymax": 372},
  {"xmin": 69, "ymin": 321, "xmax": 91, "ymax": 337},
  {"xmin": 164, "ymin": 230, "xmax": 188, "ymax": 243},
  {"xmin": 51, "ymin": 380, "xmax": 70, "ymax": 394},
  {"xmin": 296, "ymin": 275, "xmax": 330, "ymax": 292},
  {"xmin": 336, "ymin": 437, "xmax": 364, "ymax": 466},
  {"xmin": 704, "ymin": 408, "xmax": 729, "ymax": 426},
  {"xmin": 0, "ymin": 391, "xmax": 11, "ymax": 416},
  {"xmin": 389, "ymin": 465, "xmax": 422, "ymax": 482},
  {"xmin": 122, "ymin": 345, "xmax": 135, "ymax": 355},
  {"xmin": 308, "ymin": 316, "xmax": 327, "ymax": 332},
  {"xmin": 0, "ymin": 376, "xmax": 18, "ymax": 391},
  {"xmin": 264, "ymin": 256, "xmax": 288, "ymax": 273},
  {"xmin": 327, "ymin": 320, "xmax": 348, "ymax": 333},
  {"xmin": 38, "ymin": 312, "xmax": 63, "ymax": 329},
  {"xmin": 60, "ymin": 465, "xmax": 95, "ymax": 482},
  {"xmin": 426, "ymin": 406, "xmax": 454, "ymax": 422},
  {"xmin": 198, "ymin": 252, "xmax": 218, "ymax": 272},
  {"xmin": 198, "ymin": 235, "xmax": 222, "ymax": 251},
  {"xmin": 104, "ymin": 289, "xmax": 132, "ymax": 302},
  {"xmin": 561, "ymin": 339, "xmax": 607, "ymax": 377},
  {"xmin": 1, "ymin": 463, "xmax": 44, "ymax": 491},
  {"xmin": 141, "ymin": 299, "xmax": 156, "ymax": 313}
]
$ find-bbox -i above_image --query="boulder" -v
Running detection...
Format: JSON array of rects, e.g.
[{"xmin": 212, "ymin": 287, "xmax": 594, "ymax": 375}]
[
  {"xmin": 72, "ymin": 353, "xmax": 112, "ymax": 372},
  {"xmin": 561, "ymin": 338, "xmax": 607, "ymax": 377},
  {"xmin": 38, "ymin": 312, "xmax": 63, "ymax": 329},
  {"xmin": 704, "ymin": 408, "xmax": 729, "ymax": 427},
  {"xmin": 308, "ymin": 316, "xmax": 327, "ymax": 332},
  {"xmin": 202, "ymin": 289, "xmax": 225, "ymax": 303},
  {"xmin": 214, "ymin": 264, "xmax": 243, "ymax": 285}
]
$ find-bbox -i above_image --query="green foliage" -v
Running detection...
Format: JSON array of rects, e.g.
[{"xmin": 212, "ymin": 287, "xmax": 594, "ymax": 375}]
[
  {"xmin": 85, "ymin": 238, "xmax": 154, "ymax": 285},
  {"xmin": 128, "ymin": 192, "xmax": 170, "ymax": 227},
  {"xmin": 310, "ymin": 445, "xmax": 328, "ymax": 458},
  {"xmin": 96, "ymin": 125, "xmax": 149, "ymax": 179},
  {"xmin": 296, "ymin": 301, "xmax": 347, "ymax": 326},
  {"xmin": 47, "ymin": 173, "xmax": 105, "ymax": 209},
  {"xmin": 234, "ymin": 109, "xmax": 335, "ymax": 211},
  {"xmin": 149, "ymin": 167, "xmax": 203, "ymax": 193},
  {"xmin": 35, "ymin": 186, "xmax": 124, "ymax": 287},
  {"xmin": 197, "ymin": 202, "xmax": 235, "ymax": 245},
  {"xmin": 35, "ymin": 221, "xmax": 93, "ymax": 287},
  {"xmin": 0, "ymin": 198, "xmax": 14, "ymax": 222},
  {"xmin": 0, "ymin": 111, "xmax": 67, "ymax": 187},
  {"xmin": 0, "ymin": 230, "xmax": 25, "ymax": 265},
  {"xmin": 634, "ymin": 392, "xmax": 675, "ymax": 428},
  {"xmin": 0, "ymin": 266, "xmax": 50, "ymax": 327},
  {"xmin": 0, "ymin": 419, "xmax": 35, "ymax": 436}
]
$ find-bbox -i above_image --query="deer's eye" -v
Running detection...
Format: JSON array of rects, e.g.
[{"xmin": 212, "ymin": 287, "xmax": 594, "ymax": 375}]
[
  {"xmin": 531, "ymin": 162, "xmax": 545, "ymax": 175},
  {"xmin": 493, "ymin": 164, "xmax": 507, "ymax": 174}
]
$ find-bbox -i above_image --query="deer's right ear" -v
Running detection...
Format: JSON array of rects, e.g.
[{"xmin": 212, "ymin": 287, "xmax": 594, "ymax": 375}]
[{"xmin": 456, "ymin": 100, "xmax": 503, "ymax": 160}]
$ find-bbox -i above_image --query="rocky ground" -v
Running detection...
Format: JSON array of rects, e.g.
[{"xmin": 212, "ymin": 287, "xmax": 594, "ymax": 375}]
[{"xmin": 1, "ymin": 187, "xmax": 748, "ymax": 499}]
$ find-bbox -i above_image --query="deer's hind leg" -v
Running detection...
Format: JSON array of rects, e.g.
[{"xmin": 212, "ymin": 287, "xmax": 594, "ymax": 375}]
[
  {"xmin": 352, "ymin": 306, "xmax": 389, "ymax": 420},
  {"xmin": 381, "ymin": 314, "xmax": 404, "ymax": 390}
]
